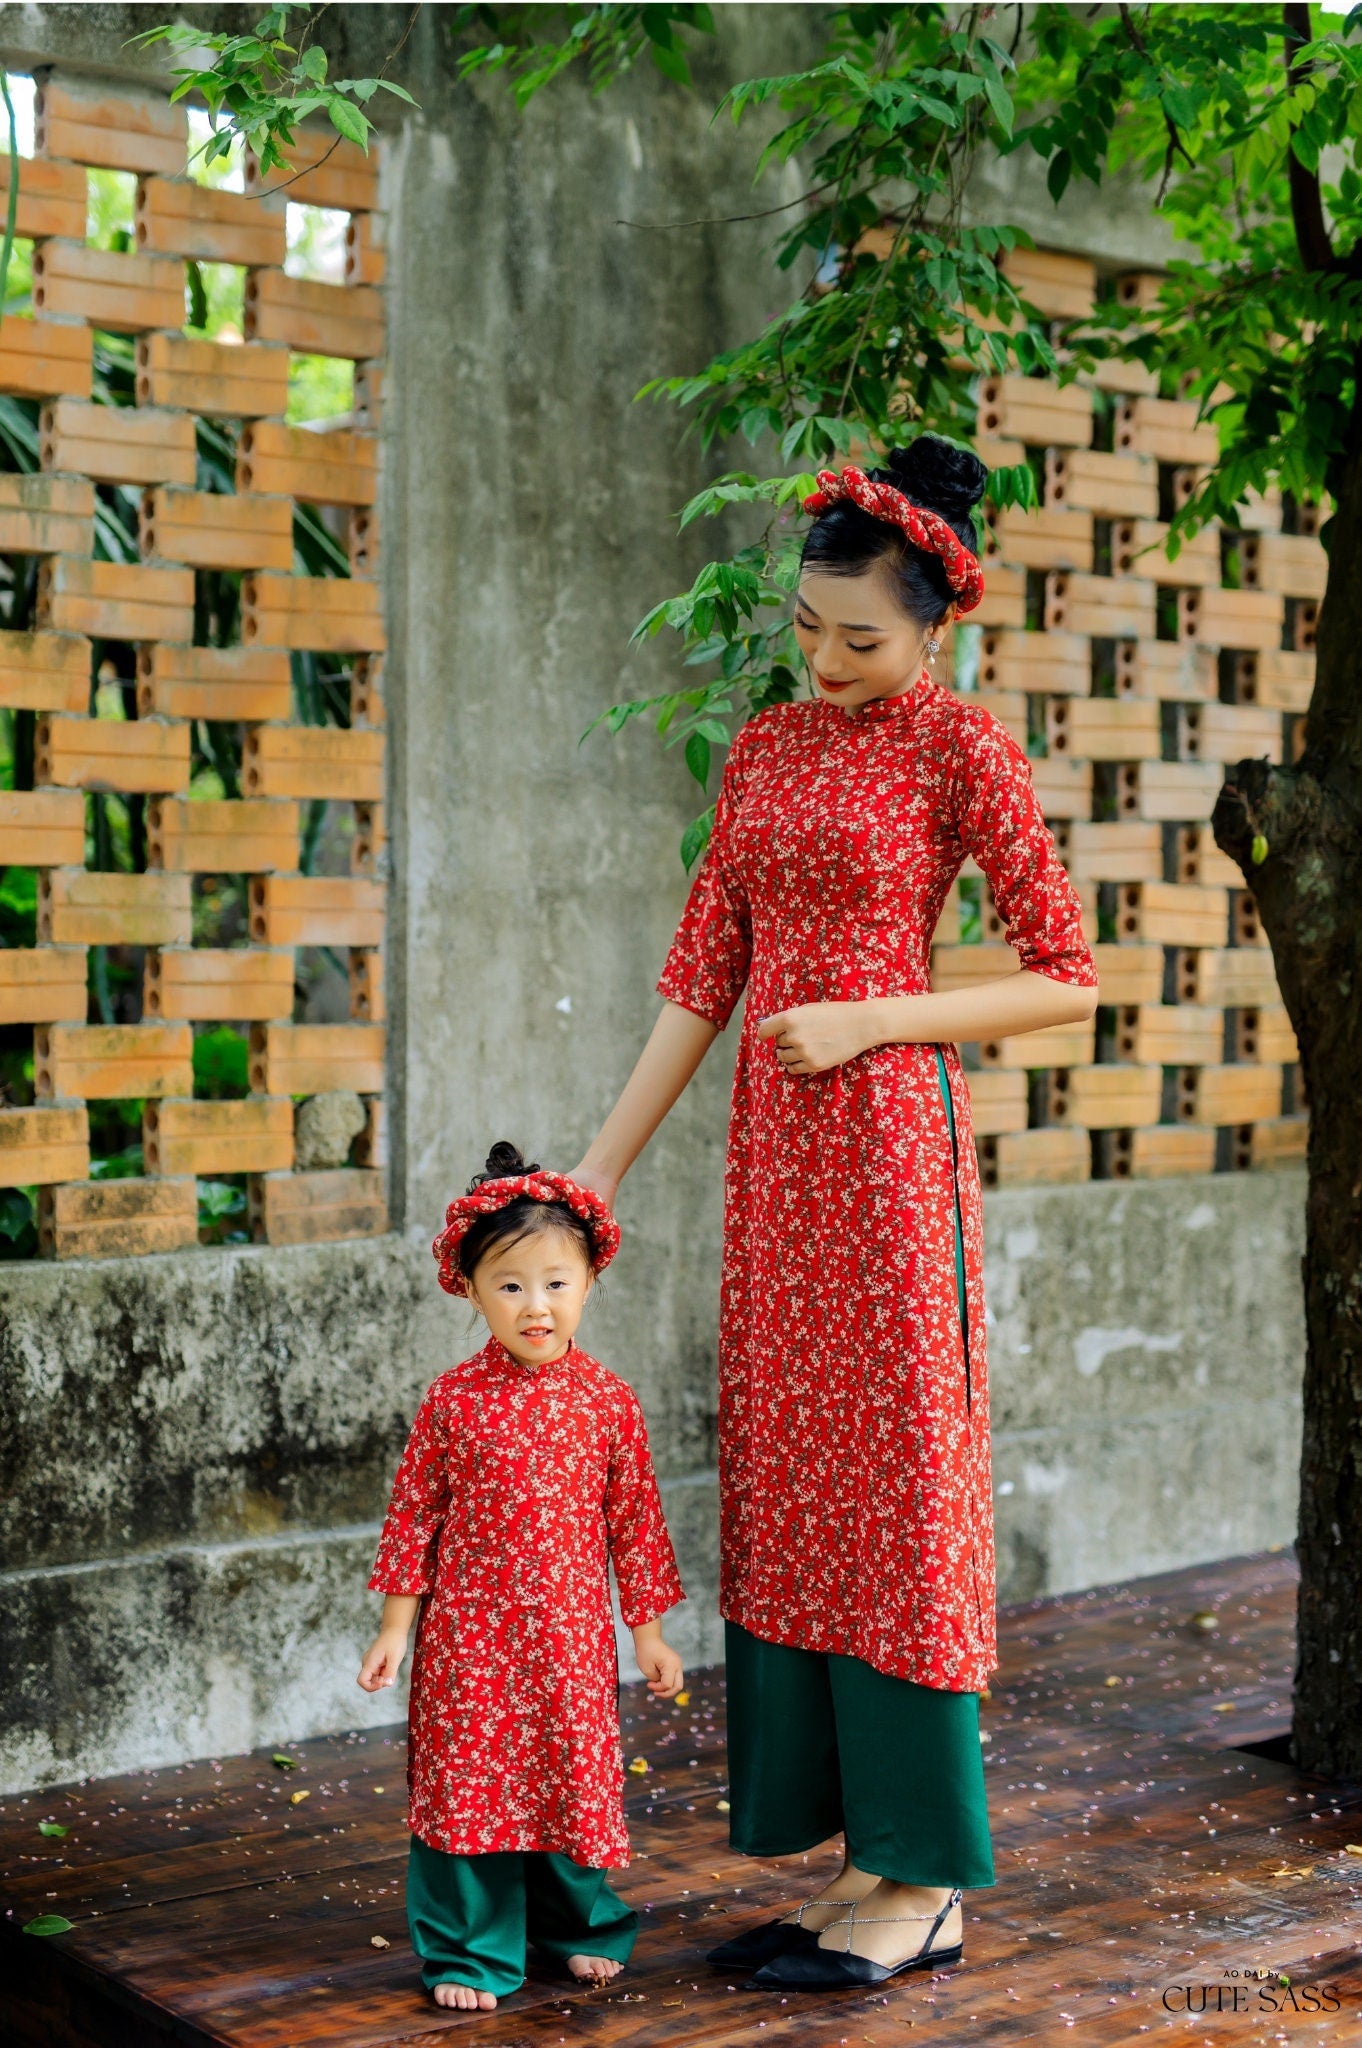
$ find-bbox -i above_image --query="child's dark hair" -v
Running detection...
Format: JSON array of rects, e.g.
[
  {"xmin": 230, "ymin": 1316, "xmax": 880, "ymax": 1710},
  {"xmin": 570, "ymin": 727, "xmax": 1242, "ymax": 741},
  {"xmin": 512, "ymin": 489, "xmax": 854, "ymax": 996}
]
[
  {"xmin": 459, "ymin": 1141, "xmax": 597, "ymax": 1285},
  {"xmin": 801, "ymin": 434, "xmax": 988, "ymax": 627}
]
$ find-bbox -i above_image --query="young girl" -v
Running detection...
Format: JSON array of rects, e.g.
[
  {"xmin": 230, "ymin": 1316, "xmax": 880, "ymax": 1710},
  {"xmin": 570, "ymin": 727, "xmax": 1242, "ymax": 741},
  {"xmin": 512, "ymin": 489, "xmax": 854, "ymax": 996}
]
[{"xmin": 358, "ymin": 1142, "xmax": 685, "ymax": 2012}]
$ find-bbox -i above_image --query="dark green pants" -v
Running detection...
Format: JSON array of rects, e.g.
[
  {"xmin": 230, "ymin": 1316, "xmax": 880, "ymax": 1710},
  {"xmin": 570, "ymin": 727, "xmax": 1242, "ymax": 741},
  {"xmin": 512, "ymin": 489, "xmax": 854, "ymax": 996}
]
[
  {"xmin": 406, "ymin": 1835, "xmax": 638, "ymax": 1998},
  {"xmin": 720, "ymin": 1049, "xmax": 991, "ymax": 1892}
]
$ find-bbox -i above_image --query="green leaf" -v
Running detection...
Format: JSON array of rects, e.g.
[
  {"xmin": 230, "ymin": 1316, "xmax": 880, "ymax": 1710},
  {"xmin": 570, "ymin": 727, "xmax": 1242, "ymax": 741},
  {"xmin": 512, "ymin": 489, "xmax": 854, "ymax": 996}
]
[
  {"xmin": 680, "ymin": 805, "xmax": 716, "ymax": 871},
  {"xmin": 23, "ymin": 1915, "xmax": 74, "ymax": 1936},
  {"xmin": 37, "ymin": 1821, "xmax": 68, "ymax": 1838},
  {"xmin": 271, "ymin": 1751, "xmax": 298, "ymax": 1771},
  {"xmin": 326, "ymin": 97, "xmax": 370, "ymax": 149},
  {"xmin": 684, "ymin": 730, "xmax": 712, "ymax": 788},
  {"xmin": 298, "ymin": 44, "xmax": 326, "ymax": 84}
]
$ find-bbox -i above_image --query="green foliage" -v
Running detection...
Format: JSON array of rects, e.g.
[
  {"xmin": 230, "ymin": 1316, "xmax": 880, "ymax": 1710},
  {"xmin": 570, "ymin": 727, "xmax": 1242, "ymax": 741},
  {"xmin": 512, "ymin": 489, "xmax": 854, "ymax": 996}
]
[
  {"xmin": 198, "ymin": 1178, "xmax": 249, "ymax": 1245},
  {"xmin": 130, "ymin": 4, "xmax": 416, "ymax": 174},
  {"xmin": 455, "ymin": 4, "xmax": 716, "ymax": 105},
  {"xmin": 194, "ymin": 1027, "xmax": 250, "ymax": 1100},
  {"xmin": 22, "ymin": 1915, "xmax": 74, "ymax": 1937},
  {"xmin": 0, "ymin": 1187, "xmax": 37, "ymax": 1259}
]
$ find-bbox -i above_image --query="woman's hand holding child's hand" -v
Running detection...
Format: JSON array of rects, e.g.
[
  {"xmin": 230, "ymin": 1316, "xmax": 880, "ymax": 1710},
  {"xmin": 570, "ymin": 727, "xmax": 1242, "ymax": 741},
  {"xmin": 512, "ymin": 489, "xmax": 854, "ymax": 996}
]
[{"xmin": 632, "ymin": 1622, "xmax": 684, "ymax": 1699}]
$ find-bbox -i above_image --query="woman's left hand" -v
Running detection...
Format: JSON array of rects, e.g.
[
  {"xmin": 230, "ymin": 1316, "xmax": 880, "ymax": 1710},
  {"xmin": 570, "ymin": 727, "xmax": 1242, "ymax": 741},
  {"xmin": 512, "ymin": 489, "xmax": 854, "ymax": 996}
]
[{"xmin": 757, "ymin": 1002, "xmax": 878, "ymax": 1076}]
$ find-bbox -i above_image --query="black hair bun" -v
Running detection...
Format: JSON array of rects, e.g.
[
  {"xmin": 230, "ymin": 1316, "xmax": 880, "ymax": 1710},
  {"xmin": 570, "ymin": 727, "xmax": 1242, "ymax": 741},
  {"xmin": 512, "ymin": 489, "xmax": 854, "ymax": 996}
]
[
  {"xmin": 468, "ymin": 1139, "xmax": 539, "ymax": 1192},
  {"xmin": 883, "ymin": 435, "xmax": 988, "ymax": 521}
]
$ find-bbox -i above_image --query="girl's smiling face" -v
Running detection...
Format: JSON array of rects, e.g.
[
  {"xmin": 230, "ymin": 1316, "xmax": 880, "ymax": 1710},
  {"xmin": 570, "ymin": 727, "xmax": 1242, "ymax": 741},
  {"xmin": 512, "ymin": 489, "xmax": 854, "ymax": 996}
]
[
  {"xmin": 465, "ymin": 1224, "xmax": 594, "ymax": 1370},
  {"xmin": 793, "ymin": 561, "xmax": 952, "ymax": 714}
]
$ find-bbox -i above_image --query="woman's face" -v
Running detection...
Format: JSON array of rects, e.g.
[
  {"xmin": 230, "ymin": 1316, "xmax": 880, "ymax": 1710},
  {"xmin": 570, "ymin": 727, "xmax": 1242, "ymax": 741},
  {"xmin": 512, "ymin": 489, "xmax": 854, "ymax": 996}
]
[{"xmin": 793, "ymin": 561, "xmax": 951, "ymax": 714}]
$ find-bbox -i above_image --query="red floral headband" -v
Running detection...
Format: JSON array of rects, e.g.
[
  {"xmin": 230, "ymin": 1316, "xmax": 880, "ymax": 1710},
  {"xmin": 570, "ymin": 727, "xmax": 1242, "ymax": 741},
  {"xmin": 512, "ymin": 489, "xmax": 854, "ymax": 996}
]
[
  {"xmin": 432, "ymin": 1170, "xmax": 621, "ymax": 1298},
  {"xmin": 802, "ymin": 465, "xmax": 985, "ymax": 614}
]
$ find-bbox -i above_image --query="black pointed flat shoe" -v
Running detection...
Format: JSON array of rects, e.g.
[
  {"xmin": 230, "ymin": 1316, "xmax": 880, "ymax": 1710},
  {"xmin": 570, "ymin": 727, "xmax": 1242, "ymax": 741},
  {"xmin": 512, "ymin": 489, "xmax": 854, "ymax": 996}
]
[
  {"xmin": 751, "ymin": 1888, "xmax": 963, "ymax": 1990},
  {"xmin": 705, "ymin": 1914, "xmax": 819, "ymax": 1969}
]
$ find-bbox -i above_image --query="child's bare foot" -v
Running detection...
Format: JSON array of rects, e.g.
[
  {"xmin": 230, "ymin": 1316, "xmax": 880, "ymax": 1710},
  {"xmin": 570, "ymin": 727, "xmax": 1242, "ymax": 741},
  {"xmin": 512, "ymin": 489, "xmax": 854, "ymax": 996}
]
[
  {"xmin": 433, "ymin": 1981, "xmax": 497, "ymax": 2010},
  {"xmin": 567, "ymin": 1953, "xmax": 623, "ymax": 1984}
]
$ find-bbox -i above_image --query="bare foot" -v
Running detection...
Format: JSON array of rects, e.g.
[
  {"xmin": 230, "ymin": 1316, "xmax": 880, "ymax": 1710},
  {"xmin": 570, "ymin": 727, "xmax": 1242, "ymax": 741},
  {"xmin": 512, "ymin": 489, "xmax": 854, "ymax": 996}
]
[
  {"xmin": 816, "ymin": 1880, "xmax": 962, "ymax": 1968},
  {"xmin": 781, "ymin": 1859, "xmax": 880, "ymax": 1933},
  {"xmin": 433, "ymin": 1980, "xmax": 498, "ymax": 2010},
  {"xmin": 567, "ymin": 1953, "xmax": 624, "ymax": 1984}
]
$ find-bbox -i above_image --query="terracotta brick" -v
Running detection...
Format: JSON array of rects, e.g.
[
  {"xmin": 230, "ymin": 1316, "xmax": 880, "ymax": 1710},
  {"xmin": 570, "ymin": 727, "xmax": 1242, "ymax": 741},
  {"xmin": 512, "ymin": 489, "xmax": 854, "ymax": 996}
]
[
  {"xmin": 0, "ymin": 788, "xmax": 86, "ymax": 866},
  {"xmin": 978, "ymin": 1019, "xmax": 1096, "ymax": 1071},
  {"xmin": 989, "ymin": 506, "xmax": 1093, "ymax": 573},
  {"xmin": 1046, "ymin": 449, "xmax": 1158, "ymax": 520},
  {"xmin": 243, "ymin": 723, "xmax": 384, "ymax": 801},
  {"xmin": 1115, "ymin": 760, "xmax": 1223, "ymax": 822},
  {"xmin": 249, "ymin": 1167, "xmax": 387, "ymax": 1246},
  {"xmin": 1232, "ymin": 1003, "xmax": 1299, "ymax": 1066},
  {"xmin": 1173, "ymin": 946, "xmax": 1281, "ymax": 1008},
  {"xmin": 1054, "ymin": 1063, "xmax": 1162, "ymax": 1129},
  {"xmin": 1239, "ymin": 532, "xmax": 1327, "ymax": 601},
  {"xmin": 140, "ymin": 487, "xmax": 293, "ymax": 573},
  {"xmin": 1171, "ymin": 823, "xmax": 1241, "ymax": 889},
  {"xmin": 1114, "ymin": 641, "xmax": 1217, "ymax": 703},
  {"xmin": 244, "ymin": 270, "xmax": 384, "ymax": 361},
  {"xmin": 1002, "ymin": 247, "xmax": 1095, "ymax": 320},
  {"xmin": 969, "ymin": 564, "xmax": 1025, "ymax": 630},
  {"xmin": 0, "ymin": 473, "xmax": 94, "ymax": 557},
  {"xmin": 0, "ymin": 947, "xmax": 87, "ymax": 1025},
  {"xmin": 1088, "ymin": 943, "xmax": 1164, "ymax": 1005},
  {"xmin": 38, "ymin": 558, "xmax": 195, "ymax": 642},
  {"xmin": 248, "ymin": 874, "xmax": 385, "ymax": 947},
  {"xmin": 136, "ymin": 176, "xmax": 287, "ymax": 267},
  {"xmin": 345, "ymin": 211, "xmax": 386, "ymax": 287},
  {"xmin": 0, "ymin": 153, "xmax": 86, "ymax": 239},
  {"xmin": 146, "ymin": 797, "xmax": 300, "ymax": 874},
  {"xmin": 0, "ymin": 1104, "xmax": 89, "ymax": 1189},
  {"xmin": 1249, "ymin": 1116, "xmax": 1307, "ymax": 1167},
  {"xmin": 1115, "ymin": 1002, "xmax": 1222, "ymax": 1066},
  {"xmin": 1178, "ymin": 586, "xmax": 1284, "ymax": 652},
  {"xmin": 987, "ymin": 1126, "xmax": 1091, "ymax": 1185},
  {"xmin": 136, "ymin": 644, "xmax": 292, "ymax": 724},
  {"xmin": 42, "ymin": 398, "xmax": 196, "ymax": 487},
  {"xmin": 977, "ymin": 629, "xmax": 1089, "ymax": 697},
  {"xmin": 961, "ymin": 1067, "xmax": 1027, "ymax": 1136},
  {"xmin": 1028, "ymin": 754, "xmax": 1092, "ymax": 821},
  {"xmin": 1045, "ymin": 571, "xmax": 1157, "ymax": 640},
  {"xmin": 0, "ymin": 629, "xmax": 89, "ymax": 714},
  {"xmin": 246, "ymin": 128, "xmax": 379, "ymax": 211},
  {"xmin": 32, "ymin": 241, "xmax": 185, "ymax": 332},
  {"xmin": 1127, "ymin": 1126, "xmax": 1217, "ymax": 1178},
  {"xmin": 1181, "ymin": 701, "xmax": 1284, "ymax": 765},
  {"xmin": 931, "ymin": 944, "xmax": 1021, "ymax": 993},
  {"xmin": 1235, "ymin": 650, "xmax": 1313, "ymax": 714},
  {"xmin": 36, "ymin": 712, "xmax": 190, "ymax": 795},
  {"xmin": 1047, "ymin": 696, "xmax": 1160, "ymax": 763},
  {"xmin": 1117, "ymin": 881, "xmax": 1228, "ymax": 948},
  {"xmin": 144, "ymin": 946, "xmax": 295, "ymax": 1024},
  {"xmin": 353, "ymin": 1095, "xmax": 386, "ymax": 1169},
  {"xmin": 39, "ymin": 1175, "xmax": 198, "ymax": 1259},
  {"xmin": 351, "ymin": 654, "xmax": 384, "ymax": 726},
  {"xmin": 1114, "ymin": 520, "xmax": 1221, "ymax": 589},
  {"xmin": 35, "ymin": 76, "xmax": 187, "ymax": 176},
  {"xmin": 240, "ymin": 572, "xmax": 385, "ymax": 654},
  {"xmin": 1177, "ymin": 1063, "xmax": 1282, "ymax": 1127},
  {"xmin": 352, "ymin": 801, "xmax": 385, "ymax": 877},
  {"xmin": 39, "ymin": 869, "xmax": 192, "ymax": 947},
  {"xmin": 236, "ymin": 421, "xmax": 378, "ymax": 507},
  {"xmin": 135, "ymin": 333, "xmax": 289, "ymax": 420},
  {"xmin": 0, "ymin": 320, "xmax": 93, "ymax": 402},
  {"xmin": 35, "ymin": 1021, "xmax": 194, "ymax": 1100},
  {"xmin": 1116, "ymin": 396, "xmax": 1218, "ymax": 465},
  {"xmin": 248, "ymin": 1021, "xmax": 385, "ymax": 1096},
  {"xmin": 349, "ymin": 948, "xmax": 384, "ymax": 1022},
  {"xmin": 1060, "ymin": 822, "xmax": 1162, "ymax": 885},
  {"xmin": 143, "ymin": 1096, "xmax": 293, "ymax": 1177},
  {"xmin": 977, "ymin": 375, "xmax": 1092, "ymax": 448}
]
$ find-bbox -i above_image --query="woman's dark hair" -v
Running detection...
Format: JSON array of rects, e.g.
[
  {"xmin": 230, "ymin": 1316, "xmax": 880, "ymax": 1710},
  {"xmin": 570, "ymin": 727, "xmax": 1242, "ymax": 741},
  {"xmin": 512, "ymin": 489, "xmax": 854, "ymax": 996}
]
[
  {"xmin": 459, "ymin": 1140, "xmax": 596, "ymax": 1285},
  {"xmin": 800, "ymin": 434, "xmax": 989, "ymax": 627}
]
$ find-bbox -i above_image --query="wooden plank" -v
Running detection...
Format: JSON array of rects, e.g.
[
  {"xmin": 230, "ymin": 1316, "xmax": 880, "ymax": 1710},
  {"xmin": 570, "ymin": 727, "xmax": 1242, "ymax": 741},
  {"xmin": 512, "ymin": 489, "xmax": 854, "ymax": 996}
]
[
  {"xmin": 236, "ymin": 421, "xmax": 378, "ymax": 507},
  {"xmin": 0, "ymin": 472, "xmax": 94, "ymax": 556},
  {"xmin": 977, "ymin": 1019, "xmax": 1096, "ymax": 1070},
  {"xmin": 1114, "ymin": 639, "xmax": 1217, "ymax": 702},
  {"xmin": 250, "ymin": 1167, "xmax": 387, "ymax": 1246},
  {"xmin": 244, "ymin": 271, "xmax": 384, "ymax": 361},
  {"xmin": 1240, "ymin": 531, "xmax": 1327, "ymax": 600},
  {"xmin": 144, "ymin": 1097, "xmax": 293, "ymax": 1177},
  {"xmin": 35, "ymin": 1022, "xmax": 194, "ymax": 1101},
  {"xmin": 1178, "ymin": 1063, "xmax": 1283, "ymax": 1126},
  {"xmin": 135, "ymin": 333, "xmax": 290, "ymax": 421},
  {"xmin": 32, "ymin": 240, "xmax": 185, "ymax": 332},
  {"xmin": 988, "ymin": 505, "xmax": 1092, "ymax": 572},
  {"xmin": 248, "ymin": 875, "xmax": 385, "ymax": 948},
  {"xmin": 140, "ymin": 488, "xmax": 293, "ymax": 573},
  {"xmin": 1116, "ymin": 394, "xmax": 1218, "ymax": 464},
  {"xmin": 246, "ymin": 128, "xmax": 379, "ymax": 210},
  {"xmin": 240, "ymin": 573, "xmax": 386, "ymax": 655},
  {"xmin": 1059, "ymin": 821, "xmax": 1161, "ymax": 885},
  {"xmin": 1116, "ymin": 1001, "xmax": 1223, "ymax": 1066},
  {"xmin": 1182, "ymin": 700, "xmax": 1284, "ymax": 765},
  {"xmin": 0, "ymin": 787, "xmax": 85, "ymax": 866},
  {"xmin": 249, "ymin": 1022, "xmax": 385, "ymax": 1096},
  {"xmin": 1115, "ymin": 758, "xmax": 1223, "ymax": 822},
  {"xmin": 1128, "ymin": 1124, "xmax": 1218, "ymax": 1177},
  {"xmin": 136, "ymin": 644, "xmax": 292, "ymax": 724},
  {"xmin": 0, "ymin": 152, "xmax": 86, "ymax": 239},
  {"xmin": 39, "ymin": 1175, "xmax": 198, "ymax": 1259},
  {"xmin": 1046, "ymin": 695, "xmax": 1160, "ymax": 763},
  {"xmin": 0, "ymin": 947, "xmax": 87, "ymax": 1025},
  {"xmin": 977, "ymin": 373, "xmax": 1092, "ymax": 447},
  {"xmin": 0, "ymin": 1104, "xmax": 89, "ymax": 1189},
  {"xmin": 1045, "ymin": 571, "xmax": 1157, "ymax": 640},
  {"xmin": 144, "ymin": 947, "xmax": 295, "ymax": 1024},
  {"xmin": 38, "ymin": 558, "xmax": 195, "ymax": 643},
  {"xmin": 146, "ymin": 797, "xmax": 300, "ymax": 874},
  {"xmin": 42, "ymin": 398, "xmax": 197, "ymax": 487},
  {"xmin": 977, "ymin": 628, "xmax": 1089, "ymax": 696},
  {"xmin": 1114, "ymin": 519, "xmax": 1221, "ymax": 588},
  {"xmin": 39, "ymin": 870, "xmax": 192, "ymax": 948},
  {"xmin": 1179, "ymin": 585, "xmax": 1284, "ymax": 652},
  {"xmin": 35, "ymin": 76, "xmax": 187, "ymax": 175},
  {"xmin": 0, "ymin": 318, "xmax": 93, "ymax": 402},
  {"xmin": 37, "ymin": 713, "xmax": 190, "ymax": 795},
  {"xmin": 1055, "ymin": 1062, "xmax": 1162, "ymax": 1128},
  {"xmin": 243, "ymin": 724, "xmax": 384, "ymax": 801},
  {"xmin": 961, "ymin": 1066, "xmax": 1027, "ymax": 1134},
  {"xmin": 1046, "ymin": 448, "xmax": 1158, "ymax": 519},
  {"xmin": 1088, "ymin": 941, "xmax": 1163, "ymax": 1004},
  {"xmin": 135, "ymin": 176, "xmax": 287, "ymax": 267},
  {"xmin": 1173, "ymin": 945, "xmax": 1281, "ymax": 1007},
  {"xmin": 1117, "ymin": 880, "xmax": 1227, "ymax": 947},
  {"xmin": 989, "ymin": 1125, "xmax": 1091, "ymax": 1184}
]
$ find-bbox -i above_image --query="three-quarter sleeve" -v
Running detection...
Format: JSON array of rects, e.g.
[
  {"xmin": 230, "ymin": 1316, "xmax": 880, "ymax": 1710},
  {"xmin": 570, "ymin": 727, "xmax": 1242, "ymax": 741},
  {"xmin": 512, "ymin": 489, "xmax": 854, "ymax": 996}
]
[
  {"xmin": 604, "ymin": 1385, "xmax": 685, "ymax": 1628},
  {"xmin": 951, "ymin": 708, "xmax": 1099, "ymax": 988},
  {"xmin": 368, "ymin": 1383, "xmax": 453, "ymax": 1597},
  {"xmin": 655, "ymin": 719, "xmax": 756, "ymax": 1028}
]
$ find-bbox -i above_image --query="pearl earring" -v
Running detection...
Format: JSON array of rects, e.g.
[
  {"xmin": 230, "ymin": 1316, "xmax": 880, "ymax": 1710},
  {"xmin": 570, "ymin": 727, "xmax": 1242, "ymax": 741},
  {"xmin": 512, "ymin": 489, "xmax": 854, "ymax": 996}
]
[{"xmin": 926, "ymin": 637, "xmax": 940, "ymax": 661}]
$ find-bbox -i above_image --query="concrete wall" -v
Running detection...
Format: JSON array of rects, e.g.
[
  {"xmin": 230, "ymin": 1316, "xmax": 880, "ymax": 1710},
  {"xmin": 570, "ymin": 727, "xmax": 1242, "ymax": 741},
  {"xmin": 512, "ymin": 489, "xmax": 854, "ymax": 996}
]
[{"xmin": 0, "ymin": 5, "xmax": 1310, "ymax": 1793}]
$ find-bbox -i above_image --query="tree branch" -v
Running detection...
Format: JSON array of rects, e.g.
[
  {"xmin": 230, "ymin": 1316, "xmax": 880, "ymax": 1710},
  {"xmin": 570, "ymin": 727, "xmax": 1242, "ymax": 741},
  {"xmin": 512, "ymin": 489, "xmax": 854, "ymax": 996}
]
[{"xmin": 1283, "ymin": 2, "xmax": 1336, "ymax": 272}]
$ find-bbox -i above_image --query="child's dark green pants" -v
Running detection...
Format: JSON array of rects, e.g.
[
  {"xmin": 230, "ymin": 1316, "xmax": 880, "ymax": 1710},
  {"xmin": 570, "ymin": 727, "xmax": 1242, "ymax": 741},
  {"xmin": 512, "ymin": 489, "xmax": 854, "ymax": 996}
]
[
  {"xmin": 406, "ymin": 1835, "xmax": 638, "ymax": 1998},
  {"xmin": 721, "ymin": 1047, "xmax": 993, "ymax": 1893}
]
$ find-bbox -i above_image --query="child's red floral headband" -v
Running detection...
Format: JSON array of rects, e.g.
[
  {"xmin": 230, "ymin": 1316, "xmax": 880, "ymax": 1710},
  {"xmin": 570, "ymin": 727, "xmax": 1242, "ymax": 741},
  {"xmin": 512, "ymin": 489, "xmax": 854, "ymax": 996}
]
[
  {"xmin": 802, "ymin": 465, "xmax": 985, "ymax": 614},
  {"xmin": 432, "ymin": 1171, "xmax": 621, "ymax": 1298}
]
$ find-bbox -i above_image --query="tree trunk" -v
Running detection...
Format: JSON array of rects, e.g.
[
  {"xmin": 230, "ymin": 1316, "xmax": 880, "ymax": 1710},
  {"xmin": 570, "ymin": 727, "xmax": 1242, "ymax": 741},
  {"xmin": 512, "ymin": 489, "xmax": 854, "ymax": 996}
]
[{"xmin": 1212, "ymin": 442, "xmax": 1362, "ymax": 1778}]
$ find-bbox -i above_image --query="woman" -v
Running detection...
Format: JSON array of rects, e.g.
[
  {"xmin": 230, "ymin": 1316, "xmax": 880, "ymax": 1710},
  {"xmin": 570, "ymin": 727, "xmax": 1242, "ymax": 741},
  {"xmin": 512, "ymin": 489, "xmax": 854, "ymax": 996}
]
[{"xmin": 571, "ymin": 436, "xmax": 1099, "ymax": 1989}]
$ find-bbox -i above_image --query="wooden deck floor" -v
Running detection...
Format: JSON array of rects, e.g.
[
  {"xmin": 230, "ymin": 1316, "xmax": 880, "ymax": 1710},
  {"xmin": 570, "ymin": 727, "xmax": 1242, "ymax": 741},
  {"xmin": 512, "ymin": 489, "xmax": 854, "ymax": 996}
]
[{"xmin": 3, "ymin": 1552, "xmax": 1360, "ymax": 2046}]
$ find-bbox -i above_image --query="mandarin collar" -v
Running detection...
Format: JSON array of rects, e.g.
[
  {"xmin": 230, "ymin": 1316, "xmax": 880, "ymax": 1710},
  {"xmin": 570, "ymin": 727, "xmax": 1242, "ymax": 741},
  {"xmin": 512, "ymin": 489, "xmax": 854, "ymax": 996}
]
[
  {"xmin": 484, "ymin": 1333, "xmax": 577, "ymax": 1378},
  {"xmin": 819, "ymin": 669, "xmax": 930, "ymax": 726}
]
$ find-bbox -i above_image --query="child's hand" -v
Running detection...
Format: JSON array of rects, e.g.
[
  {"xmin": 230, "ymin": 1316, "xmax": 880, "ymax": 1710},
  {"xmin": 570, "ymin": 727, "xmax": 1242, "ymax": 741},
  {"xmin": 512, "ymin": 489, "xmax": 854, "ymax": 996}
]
[
  {"xmin": 358, "ymin": 1626, "xmax": 410, "ymax": 1692},
  {"xmin": 632, "ymin": 1622, "xmax": 684, "ymax": 1700}
]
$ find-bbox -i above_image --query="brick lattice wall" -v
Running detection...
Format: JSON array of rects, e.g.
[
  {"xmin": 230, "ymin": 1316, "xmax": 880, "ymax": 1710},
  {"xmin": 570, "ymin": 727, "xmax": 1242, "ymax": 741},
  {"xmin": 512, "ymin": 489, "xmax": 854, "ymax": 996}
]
[
  {"xmin": 937, "ymin": 247, "xmax": 1309, "ymax": 1189},
  {"xmin": 0, "ymin": 76, "xmax": 387, "ymax": 1256}
]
